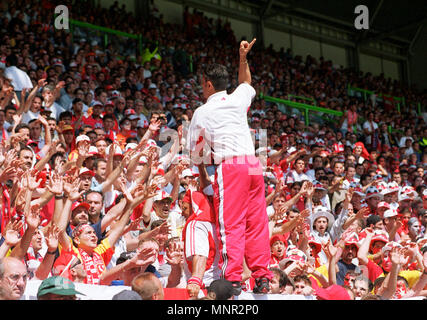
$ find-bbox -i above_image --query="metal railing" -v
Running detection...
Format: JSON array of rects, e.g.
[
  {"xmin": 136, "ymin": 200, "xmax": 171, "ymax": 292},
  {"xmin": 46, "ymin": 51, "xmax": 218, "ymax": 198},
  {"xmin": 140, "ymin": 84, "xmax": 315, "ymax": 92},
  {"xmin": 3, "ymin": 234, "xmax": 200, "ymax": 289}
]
[{"xmin": 258, "ymin": 93, "xmax": 343, "ymax": 126}]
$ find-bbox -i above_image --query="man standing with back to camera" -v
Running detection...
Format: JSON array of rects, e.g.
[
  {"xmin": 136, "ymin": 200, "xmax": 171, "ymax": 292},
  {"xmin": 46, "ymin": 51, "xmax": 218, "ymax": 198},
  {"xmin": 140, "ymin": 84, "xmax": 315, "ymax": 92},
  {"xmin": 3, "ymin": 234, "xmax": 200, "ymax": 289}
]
[{"xmin": 186, "ymin": 38, "xmax": 273, "ymax": 294}]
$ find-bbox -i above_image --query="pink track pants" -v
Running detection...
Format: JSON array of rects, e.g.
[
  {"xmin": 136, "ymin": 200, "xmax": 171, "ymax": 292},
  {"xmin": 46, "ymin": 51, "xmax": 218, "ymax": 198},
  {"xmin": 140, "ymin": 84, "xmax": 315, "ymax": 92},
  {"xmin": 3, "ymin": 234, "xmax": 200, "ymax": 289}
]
[{"xmin": 212, "ymin": 155, "xmax": 273, "ymax": 282}]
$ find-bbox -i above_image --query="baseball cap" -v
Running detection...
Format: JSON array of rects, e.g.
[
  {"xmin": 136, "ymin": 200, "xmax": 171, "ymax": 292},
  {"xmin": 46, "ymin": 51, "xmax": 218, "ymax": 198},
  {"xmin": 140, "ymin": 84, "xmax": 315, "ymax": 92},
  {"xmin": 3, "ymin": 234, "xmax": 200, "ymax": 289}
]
[
  {"xmin": 128, "ymin": 115, "xmax": 139, "ymax": 120},
  {"xmin": 124, "ymin": 109, "xmax": 136, "ymax": 116},
  {"xmin": 181, "ymin": 169, "xmax": 194, "ymax": 178},
  {"xmin": 377, "ymin": 201, "xmax": 390, "ymax": 210},
  {"xmin": 75, "ymin": 135, "xmax": 90, "ymax": 144},
  {"xmin": 92, "ymin": 102, "xmax": 104, "ymax": 108},
  {"xmin": 344, "ymin": 234, "xmax": 361, "ymax": 249},
  {"xmin": 279, "ymin": 248, "xmax": 307, "ymax": 269},
  {"xmin": 79, "ymin": 167, "xmax": 95, "ymax": 177},
  {"xmin": 365, "ymin": 186, "xmax": 383, "ymax": 199},
  {"xmin": 370, "ymin": 230, "xmax": 389, "ymax": 246},
  {"xmin": 153, "ymin": 190, "xmax": 172, "ymax": 202},
  {"xmin": 313, "ymin": 180, "xmax": 326, "ymax": 191},
  {"xmin": 125, "ymin": 143, "xmax": 138, "ymax": 152},
  {"xmin": 399, "ymin": 186, "xmax": 416, "ymax": 202},
  {"xmin": 71, "ymin": 201, "xmax": 90, "ymax": 212},
  {"xmin": 87, "ymin": 146, "xmax": 99, "ymax": 157},
  {"xmin": 107, "ymin": 144, "xmax": 123, "ymax": 157},
  {"xmin": 62, "ymin": 125, "xmax": 74, "ymax": 132},
  {"xmin": 315, "ymin": 284, "xmax": 351, "ymax": 300},
  {"xmin": 270, "ymin": 234, "xmax": 288, "ymax": 247},
  {"xmin": 381, "ymin": 241, "xmax": 402, "ymax": 254},
  {"xmin": 384, "ymin": 181, "xmax": 399, "ymax": 194},
  {"xmin": 383, "ymin": 208, "xmax": 398, "ymax": 218},
  {"xmin": 37, "ymin": 276, "xmax": 83, "ymax": 298}
]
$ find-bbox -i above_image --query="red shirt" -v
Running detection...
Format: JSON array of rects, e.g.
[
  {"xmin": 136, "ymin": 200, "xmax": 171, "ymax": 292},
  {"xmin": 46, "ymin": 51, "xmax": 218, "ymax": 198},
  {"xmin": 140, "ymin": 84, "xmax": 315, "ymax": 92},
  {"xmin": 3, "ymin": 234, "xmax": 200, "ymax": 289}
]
[{"xmin": 82, "ymin": 116, "xmax": 104, "ymax": 129}]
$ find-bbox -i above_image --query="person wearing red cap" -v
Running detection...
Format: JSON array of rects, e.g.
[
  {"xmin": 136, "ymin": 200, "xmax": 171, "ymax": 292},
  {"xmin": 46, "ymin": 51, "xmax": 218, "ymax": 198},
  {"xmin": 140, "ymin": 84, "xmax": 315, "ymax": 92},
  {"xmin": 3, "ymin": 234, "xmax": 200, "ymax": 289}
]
[
  {"xmin": 269, "ymin": 234, "xmax": 287, "ymax": 269},
  {"xmin": 186, "ymin": 39, "xmax": 273, "ymax": 294},
  {"xmin": 314, "ymin": 284, "xmax": 354, "ymax": 300}
]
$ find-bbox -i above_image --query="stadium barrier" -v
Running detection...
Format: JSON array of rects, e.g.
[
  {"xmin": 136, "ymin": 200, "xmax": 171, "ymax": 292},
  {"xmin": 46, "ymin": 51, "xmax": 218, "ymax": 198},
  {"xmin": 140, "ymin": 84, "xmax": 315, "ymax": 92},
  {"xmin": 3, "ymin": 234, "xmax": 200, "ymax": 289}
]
[{"xmin": 258, "ymin": 92, "xmax": 343, "ymax": 126}]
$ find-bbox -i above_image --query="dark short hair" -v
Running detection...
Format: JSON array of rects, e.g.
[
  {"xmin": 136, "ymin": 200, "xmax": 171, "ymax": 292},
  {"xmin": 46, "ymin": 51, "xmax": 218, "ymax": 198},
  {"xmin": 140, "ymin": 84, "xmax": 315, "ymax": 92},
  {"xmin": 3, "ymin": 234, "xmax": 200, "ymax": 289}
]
[
  {"xmin": 203, "ymin": 64, "xmax": 229, "ymax": 91},
  {"xmin": 15, "ymin": 123, "xmax": 30, "ymax": 133}
]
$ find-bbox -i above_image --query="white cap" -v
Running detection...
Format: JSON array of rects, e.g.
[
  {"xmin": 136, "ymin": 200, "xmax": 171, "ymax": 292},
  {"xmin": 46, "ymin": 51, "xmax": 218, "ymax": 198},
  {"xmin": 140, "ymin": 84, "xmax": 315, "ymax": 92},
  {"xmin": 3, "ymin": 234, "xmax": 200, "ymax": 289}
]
[
  {"xmin": 88, "ymin": 146, "xmax": 98, "ymax": 156},
  {"xmin": 384, "ymin": 209, "xmax": 398, "ymax": 218},
  {"xmin": 148, "ymin": 83, "xmax": 157, "ymax": 89},
  {"xmin": 125, "ymin": 143, "xmax": 138, "ymax": 152},
  {"xmin": 79, "ymin": 167, "xmax": 95, "ymax": 177},
  {"xmin": 76, "ymin": 135, "xmax": 90, "ymax": 144},
  {"xmin": 128, "ymin": 115, "xmax": 139, "ymax": 120},
  {"xmin": 181, "ymin": 169, "xmax": 194, "ymax": 178},
  {"xmin": 107, "ymin": 144, "xmax": 123, "ymax": 156}
]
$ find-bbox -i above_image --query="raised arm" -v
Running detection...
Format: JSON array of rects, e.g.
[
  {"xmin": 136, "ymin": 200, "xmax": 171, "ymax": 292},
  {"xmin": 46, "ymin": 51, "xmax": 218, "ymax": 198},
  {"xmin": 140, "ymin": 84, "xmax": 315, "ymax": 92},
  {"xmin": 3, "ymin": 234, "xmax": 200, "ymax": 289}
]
[
  {"xmin": 34, "ymin": 224, "xmax": 60, "ymax": 280},
  {"xmin": 37, "ymin": 115, "xmax": 52, "ymax": 157},
  {"xmin": 238, "ymin": 38, "xmax": 256, "ymax": 85},
  {"xmin": 357, "ymin": 227, "xmax": 374, "ymax": 266}
]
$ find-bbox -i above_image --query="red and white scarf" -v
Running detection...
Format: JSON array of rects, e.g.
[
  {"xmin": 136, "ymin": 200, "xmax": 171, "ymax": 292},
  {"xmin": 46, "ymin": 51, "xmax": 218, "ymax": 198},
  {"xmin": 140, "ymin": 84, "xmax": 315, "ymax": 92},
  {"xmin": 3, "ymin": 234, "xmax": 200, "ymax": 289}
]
[
  {"xmin": 78, "ymin": 248, "xmax": 106, "ymax": 285},
  {"xmin": 25, "ymin": 246, "xmax": 44, "ymax": 278}
]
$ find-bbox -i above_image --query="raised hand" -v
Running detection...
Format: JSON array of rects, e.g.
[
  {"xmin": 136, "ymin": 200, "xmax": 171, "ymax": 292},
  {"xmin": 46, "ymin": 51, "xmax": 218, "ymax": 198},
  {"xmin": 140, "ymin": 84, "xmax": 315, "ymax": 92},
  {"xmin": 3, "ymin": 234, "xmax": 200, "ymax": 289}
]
[
  {"xmin": 148, "ymin": 120, "xmax": 161, "ymax": 133},
  {"xmin": 165, "ymin": 241, "xmax": 183, "ymax": 266},
  {"xmin": 45, "ymin": 223, "xmax": 60, "ymax": 252},
  {"xmin": 187, "ymin": 179, "xmax": 198, "ymax": 192},
  {"xmin": 118, "ymin": 178, "xmax": 133, "ymax": 202},
  {"xmin": 345, "ymin": 188, "xmax": 354, "ymax": 202},
  {"xmin": 77, "ymin": 141, "xmax": 90, "ymax": 159},
  {"xmin": 3, "ymin": 219, "xmax": 23, "ymax": 247},
  {"xmin": 152, "ymin": 175, "xmax": 166, "ymax": 188},
  {"xmin": 239, "ymin": 38, "xmax": 256, "ymax": 58},
  {"xmin": 390, "ymin": 247, "xmax": 409, "ymax": 266},
  {"xmin": 0, "ymin": 166, "xmax": 17, "ymax": 184},
  {"xmin": 299, "ymin": 209, "xmax": 311, "ymax": 219},
  {"xmin": 151, "ymin": 221, "xmax": 171, "ymax": 239},
  {"xmin": 55, "ymin": 81, "xmax": 65, "ymax": 90},
  {"xmin": 46, "ymin": 173, "xmax": 63, "ymax": 196},
  {"xmin": 37, "ymin": 78, "xmax": 48, "ymax": 88},
  {"xmin": 27, "ymin": 169, "xmax": 42, "ymax": 191},
  {"xmin": 65, "ymin": 178, "xmax": 84, "ymax": 201},
  {"xmin": 26, "ymin": 203, "xmax": 41, "ymax": 230},
  {"xmin": 322, "ymin": 239, "xmax": 338, "ymax": 260}
]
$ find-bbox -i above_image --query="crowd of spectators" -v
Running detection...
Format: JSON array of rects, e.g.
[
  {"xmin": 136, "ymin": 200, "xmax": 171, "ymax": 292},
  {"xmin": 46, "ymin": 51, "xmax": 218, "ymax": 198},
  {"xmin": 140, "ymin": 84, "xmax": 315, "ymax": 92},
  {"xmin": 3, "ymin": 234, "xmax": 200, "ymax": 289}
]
[{"xmin": 0, "ymin": 0, "xmax": 426, "ymax": 300}]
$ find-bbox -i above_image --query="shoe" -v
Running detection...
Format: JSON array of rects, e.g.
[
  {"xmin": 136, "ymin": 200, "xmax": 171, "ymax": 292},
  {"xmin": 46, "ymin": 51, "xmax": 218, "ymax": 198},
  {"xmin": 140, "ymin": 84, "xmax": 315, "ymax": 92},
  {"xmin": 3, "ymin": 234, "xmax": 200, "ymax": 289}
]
[
  {"xmin": 252, "ymin": 277, "xmax": 270, "ymax": 294},
  {"xmin": 231, "ymin": 281, "xmax": 242, "ymax": 296}
]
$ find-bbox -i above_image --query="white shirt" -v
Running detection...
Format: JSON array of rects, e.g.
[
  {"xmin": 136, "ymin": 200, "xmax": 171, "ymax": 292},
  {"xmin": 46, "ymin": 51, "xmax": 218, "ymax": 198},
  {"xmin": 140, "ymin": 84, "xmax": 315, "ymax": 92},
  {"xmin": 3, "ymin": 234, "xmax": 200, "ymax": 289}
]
[
  {"xmin": 22, "ymin": 110, "xmax": 40, "ymax": 124},
  {"xmin": 363, "ymin": 121, "xmax": 378, "ymax": 145},
  {"xmin": 285, "ymin": 170, "xmax": 310, "ymax": 184},
  {"xmin": 4, "ymin": 66, "xmax": 33, "ymax": 91},
  {"xmin": 183, "ymin": 220, "xmax": 220, "ymax": 287},
  {"xmin": 186, "ymin": 83, "xmax": 256, "ymax": 163}
]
